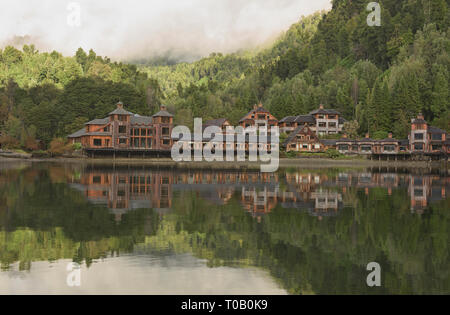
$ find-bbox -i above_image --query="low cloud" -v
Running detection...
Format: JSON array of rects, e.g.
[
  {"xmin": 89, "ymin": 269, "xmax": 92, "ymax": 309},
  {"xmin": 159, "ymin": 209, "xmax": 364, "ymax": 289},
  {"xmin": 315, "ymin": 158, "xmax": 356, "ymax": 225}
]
[{"xmin": 0, "ymin": 0, "xmax": 331, "ymax": 61}]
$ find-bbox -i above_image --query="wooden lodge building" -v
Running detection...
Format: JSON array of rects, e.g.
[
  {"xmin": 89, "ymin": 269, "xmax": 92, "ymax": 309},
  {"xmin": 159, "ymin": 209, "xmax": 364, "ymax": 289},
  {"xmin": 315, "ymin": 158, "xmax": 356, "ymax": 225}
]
[
  {"xmin": 68, "ymin": 102, "xmax": 174, "ymax": 157},
  {"xmin": 239, "ymin": 103, "xmax": 278, "ymax": 130},
  {"xmin": 279, "ymin": 104, "xmax": 346, "ymax": 136},
  {"xmin": 283, "ymin": 114, "xmax": 448, "ymax": 160}
]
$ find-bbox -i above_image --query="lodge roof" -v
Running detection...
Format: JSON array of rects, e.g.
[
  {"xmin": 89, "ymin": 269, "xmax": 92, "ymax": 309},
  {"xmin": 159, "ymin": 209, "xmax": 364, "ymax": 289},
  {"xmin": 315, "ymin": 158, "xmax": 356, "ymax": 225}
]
[
  {"xmin": 85, "ymin": 132, "xmax": 112, "ymax": 136},
  {"xmin": 68, "ymin": 128, "xmax": 87, "ymax": 138},
  {"xmin": 279, "ymin": 116, "xmax": 296, "ymax": 123},
  {"xmin": 283, "ymin": 125, "xmax": 316, "ymax": 146},
  {"xmin": 295, "ymin": 115, "xmax": 316, "ymax": 124},
  {"xmin": 85, "ymin": 118, "xmax": 109, "ymax": 125},
  {"xmin": 153, "ymin": 105, "xmax": 174, "ymax": 117},
  {"xmin": 309, "ymin": 108, "xmax": 341, "ymax": 115},
  {"xmin": 131, "ymin": 115, "xmax": 153, "ymax": 125},
  {"xmin": 320, "ymin": 139, "xmax": 337, "ymax": 146},
  {"xmin": 428, "ymin": 126, "xmax": 447, "ymax": 134},
  {"xmin": 108, "ymin": 107, "xmax": 133, "ymax": 116},
  {"xmin": 204, "ymin": 118, "xmax": 228, "ymax": 127}
]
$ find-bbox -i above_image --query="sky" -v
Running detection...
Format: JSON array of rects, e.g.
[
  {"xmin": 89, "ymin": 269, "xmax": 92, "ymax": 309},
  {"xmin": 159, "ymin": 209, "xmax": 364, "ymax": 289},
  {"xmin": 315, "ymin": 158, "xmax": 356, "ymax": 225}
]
[{"xmin": 0, "ymin": 0, "xmax": 331, "ymax": 61}]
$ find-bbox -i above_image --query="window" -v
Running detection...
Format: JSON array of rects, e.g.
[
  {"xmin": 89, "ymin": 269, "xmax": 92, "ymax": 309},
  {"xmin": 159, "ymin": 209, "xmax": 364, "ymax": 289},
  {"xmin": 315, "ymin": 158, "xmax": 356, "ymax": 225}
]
[
  {"xmin": 384, "ymin": 145, "xmax": 395, "ymax": 152},
  {"xmin": 133, "ymin": 129, "xmax": 139, "ymax": 136},
  {"xmin": 162, "ymin": 117, "xmax": 170, "ymax": 124},
  {"xmin": 432, "ymin": 145, "xmax": 442, "ymax": 151},
  {"xmin": 162, "ymin": 139, "xmax": 171, "ymax": 145},
  {"xmin": 328, "ymin": 115, "xmax": 336, "ymax": 119},
  {"xmin": 361, "ymin": 146, "xmax": 372, "ymax": 152},
  {"xmin": 328, "ymin": 122, "xmax": 336, "ymax": 128},
  {"xmin": 119, "ymin": 138, "xmax": 127, "ymax": 144},
  {"xmin": 319, "ymin": 122, "xmax": 326, "ymax": 128},
  {"xmin": 119, "ymin": 116, "xmax": 127, "ymax": 122},
  {"xmin": 258, "ymin": 114, "xmax": 266, "ymax": 120},
  {"xmin": 162, "ymin": 127, "xmax": 170, "ymax": 136},
  {"xmin": 414, "ymin": 143, "xmax": 424, "ymax": 151},
  {"xmin": 352, "ymin": 145, "xmax": 359, "ymax": 151},
  {"xmin": 141, "ymin": 129, "xmax": 147, "ymax": 136},
  {"xmin": 133, "ymin": 138, "xmax": 139, "ymax": 147},
  {"xmin": 93, "ymin": 139, "xmax": 102, "ymax": 146},
  {"xmin": 414, "ymin": 133, "xmax": 424, "ymax": 140},
  {"xmin": 318, "ymin": 115, "xmax": 324, "ymax": 119},
  {"xmin": 93, "ymin": 176, "xmax": 101, "ymax": 184},
  {"xmin": 147, "ymin": 138, "xmax": 152, "ymax": 148},
  {"xmin": 140, "ymin": 138, "xmax": 146, "ymax": 148},
  {"xmin": 103, "ymin": 126, "xmax": 109, "ymax": 132},
  {"xmin": 118, "ymin": 190, "xmax": 126, "ymax": 197},
  {"xmin": 431, "ymin": 134, "xmax": 442, "ymax": 141},
  {"xmin": 119, "ymin": 126, "xmax": 127, "ymax": 134},
  {"xmin": 338, "ymin": 145, "xmax": 349, "ymax": 151}
]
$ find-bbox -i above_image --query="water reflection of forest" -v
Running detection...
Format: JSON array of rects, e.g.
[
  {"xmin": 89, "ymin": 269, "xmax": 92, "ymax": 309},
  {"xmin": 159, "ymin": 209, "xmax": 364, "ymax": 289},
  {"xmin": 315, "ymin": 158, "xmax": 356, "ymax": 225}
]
[{"xmin": 0, "ymin": 164, "xmax": 449, "ymax": 294}]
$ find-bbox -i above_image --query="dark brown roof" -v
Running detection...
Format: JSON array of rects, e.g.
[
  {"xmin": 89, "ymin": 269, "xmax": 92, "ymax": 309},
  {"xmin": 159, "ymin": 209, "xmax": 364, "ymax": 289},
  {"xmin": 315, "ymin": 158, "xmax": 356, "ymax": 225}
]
[
  {"xmin": 131, "ymin": 115, "xmax": 153, "ymax": 124},
  {"xmin": 428, "ymin": 126, "xmax": 446, "ymax": 134},
  {"xmin": 204, "ymin": 118, "xmax": 228, "ymax": 127},
  {"xmin": 283, "ymin": 125, "xmax": 316, "ymax": 146},
  {"xmin": 295, "ymin": 115, "xmax": 316, "ymax": 124},
  {"xmin": 279, "ymin": 116, "xmax": 296, "ymax": 123},
  {"xmin": 309, "ymin": 108, "xmax": 341, "ymax": 115},
  {"xmin": 85, "ymin": 118, "xmax": 109, "ymax": 125},
  {"xmin": 108, "ymin": 107, "xmax": 133, "ymax": 116},
  {"xmin": 68, "ymin": 128, "xmax": 87, "ymax": 138},
  {"xmin": 152, "ymin": 109, "xmax": 174, "ymax": 117}
]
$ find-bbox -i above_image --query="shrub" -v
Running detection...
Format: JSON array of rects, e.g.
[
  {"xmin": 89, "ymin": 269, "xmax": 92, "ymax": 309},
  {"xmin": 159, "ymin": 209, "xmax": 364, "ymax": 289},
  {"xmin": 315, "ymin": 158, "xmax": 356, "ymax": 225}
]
[
  {"xmin": 72, "ymin": 142, "xmax": 82, "ymax": 151},
  {"xmin": 325, "ymin": 149, "xmax": 341, "ymax": 159},
  {"xmin": 49, "ymin": 138, "xmax": 73, "ymax": 156},
  {"xmin": 0, "ymin": 135, "xmax": 20, "ymax": 150}
]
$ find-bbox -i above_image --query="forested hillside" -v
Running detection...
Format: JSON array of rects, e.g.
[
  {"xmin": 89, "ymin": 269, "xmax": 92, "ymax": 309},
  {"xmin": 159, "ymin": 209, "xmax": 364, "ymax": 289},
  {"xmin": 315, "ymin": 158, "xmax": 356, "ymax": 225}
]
[
  {"xmin": 0, "ymin": 0, "xmax": 449, "ymax": 150},
  {"xmin": 142, "ymin": 0, "xmax": 449, "ymax": 137}
]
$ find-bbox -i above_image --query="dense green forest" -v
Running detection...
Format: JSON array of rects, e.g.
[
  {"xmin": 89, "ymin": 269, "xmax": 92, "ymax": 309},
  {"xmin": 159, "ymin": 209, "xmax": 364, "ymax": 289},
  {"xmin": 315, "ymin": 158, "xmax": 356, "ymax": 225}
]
[{"xmin": 0, "ymin": 0, "xmax": 449, "ymax": 150}]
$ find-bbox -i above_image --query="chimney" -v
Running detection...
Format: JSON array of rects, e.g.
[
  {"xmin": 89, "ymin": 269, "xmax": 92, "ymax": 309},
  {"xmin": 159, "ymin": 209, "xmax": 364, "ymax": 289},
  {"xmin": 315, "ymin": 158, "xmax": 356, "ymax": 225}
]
[
  {"xmin": 417, "ymin": 112, "xmax": 424, "ymax": 120},
  {"xmin": 365, "ymin": 133, "xmax": 370, "ymax": 139},
  {"xmin": 388, "ymin": 133, "xmax": 393, "ymax": 139},
  {"xmin": 117, "ymin": 101, "xmax": 123, "ymax": 109},
  {"xmin": 253, "ymin": 104, "xmax": 258, "ymax": 110},
  {"xmin": 319, "ymin": 104, "xmax": 324, "ymax": 110},
  {"xmin": 160, "ymin": 105, "xmax": 167, "ymax": 111},
  {"xmin": 258, "ymin": 102, "xmax": 263, "ymax": 108},
  {"xmin": 342, "ymin": 133, "xmax": 348, "ymax": 139}
]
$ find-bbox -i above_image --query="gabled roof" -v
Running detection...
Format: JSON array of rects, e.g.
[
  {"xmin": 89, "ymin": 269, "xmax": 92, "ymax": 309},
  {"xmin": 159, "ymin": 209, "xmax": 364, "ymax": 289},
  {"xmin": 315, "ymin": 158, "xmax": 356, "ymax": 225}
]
[
  {"xmin": 152, "ymin": 109, "xmax": 174, "ymax": 117},
  {"xmin": 428, "ymin": 126, "xmax": 447, "ymax": 134},
  {"xmin": 412, "ymin": 118, "xmax": 427, "ymax": 124},
  {"xmin": 320, "ymin": 139, "xmax": 337, "ymax": 146},
  {"xmin": 131, "ymin": 115, "xmax": 153, "ymax": 125},
  {"xmin": 279, "ymin": 116, "xmax": 296, "ymax": 123},
  {"xmin": 204, "ymin": 118, "xmax": 228, "ymax": 127},
  {"xmin": 108, "ymin": 107, "xmax": 133, "ymax": 116},
  {"xmin": 295, "ymin": 115, "xmax": 316, "ymax": 124},
  {"xmin": 68, "ymin": 128, "xmax": 87, "ymax": 138},
  {"xmin": 85, "ymin": 118, "xmax": 109, "ymax": 125},
  {"xmin": 283, "ymin": 125, "xmax": 317, "ymax": 146},
  {"xmin": 309, "ymin": 108, "xmax": 341, "ymax": 115}
]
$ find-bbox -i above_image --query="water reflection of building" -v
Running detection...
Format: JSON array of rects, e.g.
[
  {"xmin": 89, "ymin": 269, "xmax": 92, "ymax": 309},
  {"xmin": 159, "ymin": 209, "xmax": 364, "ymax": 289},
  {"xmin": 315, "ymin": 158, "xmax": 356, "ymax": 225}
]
[
  {"xmin": 70, "ymin": 168, "xmax": 448, "ymax": 221},
  {"xmin": 408, "ymin": 175, "xmax": 447, "ymax": 214},
  {"xmin": 71, "ymin": 170, "xmax": 173, "ymax": 221}
]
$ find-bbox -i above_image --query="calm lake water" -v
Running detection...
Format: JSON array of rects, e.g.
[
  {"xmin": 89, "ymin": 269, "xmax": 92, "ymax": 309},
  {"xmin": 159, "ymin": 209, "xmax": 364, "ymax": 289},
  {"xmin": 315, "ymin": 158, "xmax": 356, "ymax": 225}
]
[{"xmin": 0, "ymin": 161, "xmax": 448, "ymax": 295}]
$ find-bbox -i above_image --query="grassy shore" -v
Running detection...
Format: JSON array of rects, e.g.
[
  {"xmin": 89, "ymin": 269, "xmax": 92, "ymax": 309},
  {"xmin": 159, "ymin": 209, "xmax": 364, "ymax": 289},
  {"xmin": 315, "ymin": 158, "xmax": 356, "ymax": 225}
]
[{"xmin": 0, "ymin": 156, "xmax": 448, "ymax": 170}]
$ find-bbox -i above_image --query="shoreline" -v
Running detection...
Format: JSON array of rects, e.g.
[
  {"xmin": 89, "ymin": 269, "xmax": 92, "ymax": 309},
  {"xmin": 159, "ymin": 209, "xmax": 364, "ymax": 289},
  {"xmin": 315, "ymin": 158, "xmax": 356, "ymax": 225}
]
[{"xmin": 0, "ymin": 156, "xmax": 448, "ymax": 170}]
